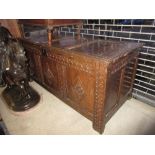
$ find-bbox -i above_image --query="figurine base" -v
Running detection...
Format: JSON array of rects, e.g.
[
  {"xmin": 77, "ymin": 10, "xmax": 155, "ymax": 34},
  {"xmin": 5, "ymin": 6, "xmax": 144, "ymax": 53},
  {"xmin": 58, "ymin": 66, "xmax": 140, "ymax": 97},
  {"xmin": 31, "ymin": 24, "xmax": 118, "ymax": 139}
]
[{"xmin": 2, "ymin": 85, "xmax": 40, "ymax": 112}]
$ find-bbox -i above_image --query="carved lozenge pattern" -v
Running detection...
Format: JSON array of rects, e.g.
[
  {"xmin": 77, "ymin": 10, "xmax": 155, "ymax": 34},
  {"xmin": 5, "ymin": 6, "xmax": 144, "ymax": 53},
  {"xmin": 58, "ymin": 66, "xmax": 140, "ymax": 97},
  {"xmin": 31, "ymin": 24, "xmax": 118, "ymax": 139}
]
[{"xmin": 71, "ymin": 77, "xmax": 85, "ymax": 101}]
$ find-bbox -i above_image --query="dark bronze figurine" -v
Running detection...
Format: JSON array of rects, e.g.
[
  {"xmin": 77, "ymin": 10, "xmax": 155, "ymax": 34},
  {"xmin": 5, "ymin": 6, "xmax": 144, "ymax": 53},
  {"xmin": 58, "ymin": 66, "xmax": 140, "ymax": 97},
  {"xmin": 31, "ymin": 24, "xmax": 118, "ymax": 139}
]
[{"xmin": 0, "ymin": 26, "xmax": 40, "ymax": 112}]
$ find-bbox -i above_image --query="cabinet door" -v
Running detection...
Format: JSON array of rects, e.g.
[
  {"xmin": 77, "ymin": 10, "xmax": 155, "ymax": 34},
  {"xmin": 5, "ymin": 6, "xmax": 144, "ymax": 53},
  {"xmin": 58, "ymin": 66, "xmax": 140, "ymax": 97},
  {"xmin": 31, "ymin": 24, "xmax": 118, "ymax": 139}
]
[{"xmin": 24, "ymin": 45, "xmax": 43, "ymax": 83}]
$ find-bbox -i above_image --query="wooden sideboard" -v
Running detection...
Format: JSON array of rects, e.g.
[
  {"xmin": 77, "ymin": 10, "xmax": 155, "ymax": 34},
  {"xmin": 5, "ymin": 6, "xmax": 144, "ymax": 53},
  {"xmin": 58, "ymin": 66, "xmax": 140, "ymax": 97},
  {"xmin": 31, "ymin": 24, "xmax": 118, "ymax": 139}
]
[
  {"xmin": 18, "ymin": 19, "xmax": 142, "ymax": 134},
  {"xmin": 18, "ymin": 19, "xmax": 82, "ymax": 45}
]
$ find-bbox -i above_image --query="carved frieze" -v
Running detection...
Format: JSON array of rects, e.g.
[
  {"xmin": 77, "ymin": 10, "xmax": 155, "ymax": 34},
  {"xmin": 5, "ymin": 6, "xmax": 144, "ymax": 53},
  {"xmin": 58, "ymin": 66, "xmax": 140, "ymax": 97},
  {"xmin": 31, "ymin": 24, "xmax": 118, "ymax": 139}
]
[{"xmin": 48, "ymin": 53, "xmax": 94, "ymax": 74}]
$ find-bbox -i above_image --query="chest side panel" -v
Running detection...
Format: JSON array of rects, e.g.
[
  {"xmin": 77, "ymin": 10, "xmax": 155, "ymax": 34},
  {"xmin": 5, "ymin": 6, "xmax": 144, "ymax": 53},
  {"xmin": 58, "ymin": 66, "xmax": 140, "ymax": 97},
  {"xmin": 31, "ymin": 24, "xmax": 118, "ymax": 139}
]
[{"xmin": 23, "ymin": 43, "xmax": 43, "ymax": 83}]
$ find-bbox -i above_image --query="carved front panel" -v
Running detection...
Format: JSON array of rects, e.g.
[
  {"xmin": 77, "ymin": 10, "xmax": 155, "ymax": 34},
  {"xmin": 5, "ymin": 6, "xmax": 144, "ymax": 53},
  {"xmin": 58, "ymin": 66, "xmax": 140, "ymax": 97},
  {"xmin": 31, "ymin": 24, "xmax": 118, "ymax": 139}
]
[
  {"xmin": 42, "ymin": 57, "xmax": 60, "ymax": 93},
  {"xmin": 65, "ymin": 66, "xmax": 95, "ymax": 114}
]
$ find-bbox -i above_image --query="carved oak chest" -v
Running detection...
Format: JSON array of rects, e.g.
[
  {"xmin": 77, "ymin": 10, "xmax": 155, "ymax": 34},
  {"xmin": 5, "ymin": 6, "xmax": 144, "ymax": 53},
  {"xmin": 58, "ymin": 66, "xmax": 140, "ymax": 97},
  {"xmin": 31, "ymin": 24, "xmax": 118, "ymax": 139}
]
[{"xmin": 18, "ymin": 20, "xmax": 142, "ymax": 134}]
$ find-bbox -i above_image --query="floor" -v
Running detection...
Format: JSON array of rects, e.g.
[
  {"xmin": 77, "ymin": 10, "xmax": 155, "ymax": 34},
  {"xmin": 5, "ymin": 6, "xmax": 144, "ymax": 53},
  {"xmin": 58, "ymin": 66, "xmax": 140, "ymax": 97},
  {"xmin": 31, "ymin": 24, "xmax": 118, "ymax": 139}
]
[{"xmin": 0, "ymin": 81, "xmax": 155, "ymax": 135}]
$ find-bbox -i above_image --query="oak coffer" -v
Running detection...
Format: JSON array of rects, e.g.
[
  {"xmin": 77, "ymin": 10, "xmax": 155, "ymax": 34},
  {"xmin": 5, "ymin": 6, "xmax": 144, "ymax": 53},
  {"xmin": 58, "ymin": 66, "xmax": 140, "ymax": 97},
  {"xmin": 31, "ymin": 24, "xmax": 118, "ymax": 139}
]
[
  {"xmin": 20, "ymin": 36, "xmax": 142, "ymax": 133},
  {"xmin": 18, "ymin": 18, "xmax": 142, "ymax": 134}
]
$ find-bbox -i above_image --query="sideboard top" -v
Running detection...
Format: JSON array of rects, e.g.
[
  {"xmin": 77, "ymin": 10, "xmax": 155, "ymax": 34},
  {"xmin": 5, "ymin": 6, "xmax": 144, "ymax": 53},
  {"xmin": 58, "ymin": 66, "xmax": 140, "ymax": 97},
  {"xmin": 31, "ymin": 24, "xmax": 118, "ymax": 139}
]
[{"xmin": 18, "ymin": 19, "xmax": 82, "ymax": 27}]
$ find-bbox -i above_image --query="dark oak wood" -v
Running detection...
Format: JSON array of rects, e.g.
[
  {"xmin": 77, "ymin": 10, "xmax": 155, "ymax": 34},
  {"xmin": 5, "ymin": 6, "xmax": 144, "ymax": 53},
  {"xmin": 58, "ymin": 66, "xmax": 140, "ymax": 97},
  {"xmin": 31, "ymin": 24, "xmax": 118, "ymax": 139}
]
[
  {"xmin": 19, "ymin": 20, "xmax": 142, "ymax": 134},
  {"xmin": 21, "ymin": 37, "xmax": 142, "ymax": 134}
]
